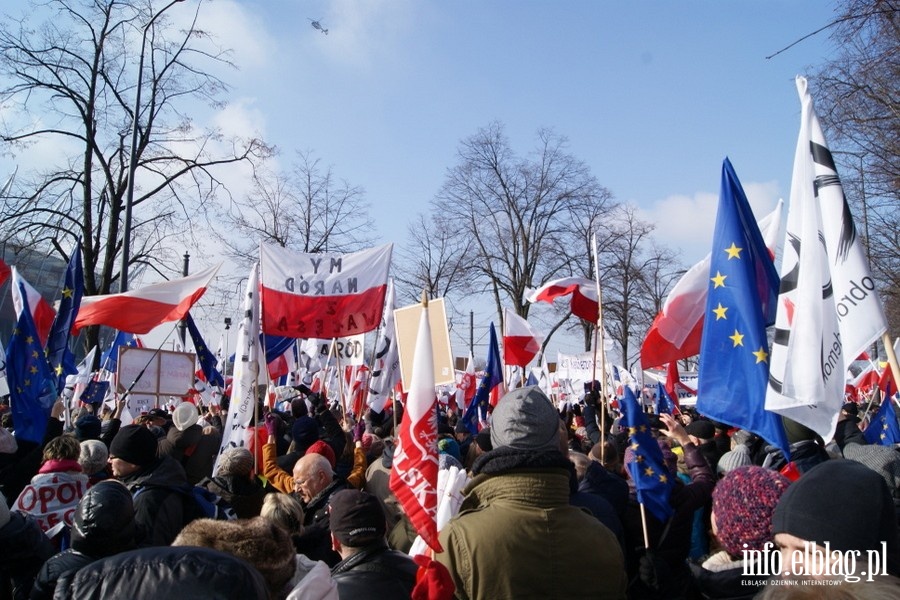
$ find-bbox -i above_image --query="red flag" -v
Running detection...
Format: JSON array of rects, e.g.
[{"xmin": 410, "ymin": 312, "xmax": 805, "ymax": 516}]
[
  {"xmin": 0, "ymin": 258, "xmax": 10, "ymax": 288},
  {"xmin": 664, "ymin": 362, "xmax": 681, "ymax": 410},
  {"xmin": 74, "ymin": 265, "xmax": 220, "ymax": 334},
  {"xmin": 390, "ymin": 302, "xmax": 441, "ymax": 552},
  {"xmin": 641, "ymin": 202, "xmax": 783, "ymax": 369},
  {"xmin": 502, "ymin": 308, "xmax": 543, "ymax": 367},
  {"xmin": 10, "ymin": 267, "xmax": 56, "ymax": 345},
  {"xmin": 457, "ymin": 353, "xmax": 477, "ymax": 410},
  {"xmin": 259, "ymin": 243, "xmax": 392, "ymax": 338},
  {"xmin": 526, "ymin": 277, "xmax": 598, "ymax": 322}
]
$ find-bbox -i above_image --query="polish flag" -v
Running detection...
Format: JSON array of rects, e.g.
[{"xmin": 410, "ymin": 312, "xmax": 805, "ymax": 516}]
[
  {"xmin": 456, "ymin": 352, "xmax": 477, "ymax": 410},
  {"xmin": 503, "ymin": 308, "xmax": 544, "ymax": 367},
  {"xmin": 10, "ymin": 267, "xmax": 56, "ymax": 345},
  {"xmin": 390, "ymin": 300, "xmax": 441, "ymax": 553},
  {"xmin": 73, "ymin": 264, "xmax": 220, "ymax": 334},
  {"xmin": 526, "ymin": 277, "xmax": 598, "ymax": 322},
  {"xmin": 640, "ymin": 201, "xmax": 783, "ymax": 369},
  {"xmin": 259, "ymin": 243, "xmax": 392, "ymax": 338}
]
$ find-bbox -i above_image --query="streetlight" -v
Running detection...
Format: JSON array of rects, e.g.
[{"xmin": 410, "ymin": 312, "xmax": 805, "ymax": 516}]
[{"xmin": 120, "ymin": 0, "xmax": 186, "ymax": 293}]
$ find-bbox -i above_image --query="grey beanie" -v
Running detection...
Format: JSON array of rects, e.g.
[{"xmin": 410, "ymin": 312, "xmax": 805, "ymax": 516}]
[
  {"xmin": 79, "ymin": 439, "xmax": 110, "ymax": 476},
  {"xmin": 716, "ymin": 445, "xmax": 753, "ymax": 475},
  {"xmin": 490, "ymin": 386, "xmax": 560, "ymax": 453}
]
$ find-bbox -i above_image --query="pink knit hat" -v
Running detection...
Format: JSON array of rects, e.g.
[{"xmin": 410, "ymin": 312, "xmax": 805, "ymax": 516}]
[{"xmin": 713, "ymin": 465, "xmax": 791, "ymax": 556}]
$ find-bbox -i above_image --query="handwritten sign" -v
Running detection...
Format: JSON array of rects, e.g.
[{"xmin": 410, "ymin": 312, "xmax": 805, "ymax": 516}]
[{"xmin": 117, "ymin": 348, "xmax": 195, "ymax": 399}]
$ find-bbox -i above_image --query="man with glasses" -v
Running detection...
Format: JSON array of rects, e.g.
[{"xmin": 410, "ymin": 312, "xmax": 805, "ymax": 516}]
[{"xmin": 291, "ymin": 453, "xmax": 347, "ymax": 566}]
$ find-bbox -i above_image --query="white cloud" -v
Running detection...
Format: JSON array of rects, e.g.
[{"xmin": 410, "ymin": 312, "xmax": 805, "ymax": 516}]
[
  {"xmin": 313, "ymin": 0, "xmax": 420, "ymax": 68},
  {"xmin": 190, "ymin": 0, "xmax": 274, "ymax": 70},
  {"xmin": 640, "ymin": 179, "xmax": 782, "ymax": 265}
]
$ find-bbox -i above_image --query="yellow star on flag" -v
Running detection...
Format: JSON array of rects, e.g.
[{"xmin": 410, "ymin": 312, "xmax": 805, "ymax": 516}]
[
  {"xmin": 30, "ymin": 366, "xmax": 38, "ymax": 374},
  {"xmin": 724, "ymin": 243, "xmax": 743, "ymax": 259},
  {"xmin": 712, "ymin": 303, "xmax": 728, "ymax": 320},
  {"xmin": 31, "ymin": 350, "xmax": 39, "ymax": 359},
  {"xmin": 752, "ymin": 347, "xmax": 768, "ymax": 364},
  {"xmin": 55, "ymin": 364, "xmax": 64, "ymax": 375},
  {"xmin": 61, "ymin": 287, "xmax": 74, "ymax": 299},
  {"xmin": 635, "ymin": 454, "xmax": 644, "ymax": 462},
  {"xmin": 729, "ymin": 330, "xmax": 744, "ymax": 347},
  {"xmin": 644, "ymin": 467, "xmax": 654, "ymax": 477},
  {"xmin": 25, "ymin": 336, "xmax": 34, "ymax": 345},
  {"xmin": 627, "ymin": 427, "xmax": 637, "ymax": 435},
  {"xmin": 711, "ymin": 271, "xmax": 727, "ymax": 288},
  {"xmin": 659, "ymin": 474, "xmax": 668, "ymax": 483}
]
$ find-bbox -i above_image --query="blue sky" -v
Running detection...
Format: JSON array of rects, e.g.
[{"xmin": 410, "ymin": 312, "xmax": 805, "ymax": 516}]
[
  {"xmin": 2, "ymin": 0, "xmax": 841, "ymax": 361},
  {"xmin": 195, "ymin": 0, "xmax": 836, "ymax": 358}
]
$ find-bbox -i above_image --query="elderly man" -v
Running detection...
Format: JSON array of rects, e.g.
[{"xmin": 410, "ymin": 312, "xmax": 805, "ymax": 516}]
[
  {"xmin": 291, "ymin": 453, "xmax": 347, "ymax": 566},
  {"xmin": 435, "ymin": 386, "xmax": 626, "ymax": 599}
]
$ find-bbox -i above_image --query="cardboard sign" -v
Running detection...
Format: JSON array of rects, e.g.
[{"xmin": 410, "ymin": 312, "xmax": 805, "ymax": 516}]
[
  {"xmin": 117, "ymin": 348, "xmax": 195, "ymax": 398},
  {"xmin": 394, "ymin": 298, "xmax": 455, "ymax": 391}
]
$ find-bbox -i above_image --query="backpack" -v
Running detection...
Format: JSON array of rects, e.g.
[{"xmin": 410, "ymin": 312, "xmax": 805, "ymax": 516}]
[{"xmin": 133, "ymin": 484, "xmax": 236, "ymax": 522}]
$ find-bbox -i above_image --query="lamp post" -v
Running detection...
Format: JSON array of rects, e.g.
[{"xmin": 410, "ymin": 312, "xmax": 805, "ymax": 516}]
[{"xmin": 120, "ymin": 0, "xmax": 186, "ymax": 293}]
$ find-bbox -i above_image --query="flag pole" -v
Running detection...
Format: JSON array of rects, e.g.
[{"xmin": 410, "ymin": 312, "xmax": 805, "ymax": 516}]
[
  {"xmin": 591, "ymin": 233, "xmax": 609, "ymax": 463},
  {"xmin": 639, "ymin": 502, "xmax": 651, "ymax": 549},
  {"xmin": 882, "ymin": 332, "xmax": 900, "ymax": 403}
]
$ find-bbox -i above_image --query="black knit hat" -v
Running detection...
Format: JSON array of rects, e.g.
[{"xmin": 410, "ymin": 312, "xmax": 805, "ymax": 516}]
[
  {"xmin": 74, "ymin": 414, "xmax": 102, "ymax": 441},
  {"xmin": 685, "ymin": 420, "xmax": 715, "ymax": 440},
  {"xmin": 109, "ymin": 425, "xmax": 158, "ymax": 468},
  {"xmin": 772, "ymin": 459, "xmax": 900, "ymax": 574},
  {"xmin": 328, "ymin": 489, "xmax": 386, "ymax": 547}
]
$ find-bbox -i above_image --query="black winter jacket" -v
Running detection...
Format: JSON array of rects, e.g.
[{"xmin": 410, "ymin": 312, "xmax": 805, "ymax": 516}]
[
  {"xmin": 0, "ymin": 512, "xmax": 54, "ymax": 600},
  {"xmin": 331, "ymin": 542, "xmax": 418, "ymax": 600},
  {"xmin": 120, "ymin": 456, "xmax": 193, "ymax": 546},
  {"xmin": 52, "ymin": 546, "xmax": 268, "ymax": 600}
]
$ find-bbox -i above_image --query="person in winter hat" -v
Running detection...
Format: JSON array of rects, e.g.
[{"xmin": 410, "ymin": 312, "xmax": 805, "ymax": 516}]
[
  {"xmin": 0, "ymin": 489, "xmax": 55, "ymax": 600},
  {"xmin": 174, "ymin": 516, "xmax": 298, "ymax": 599},
  {"xmin": 197, "ymin": 446, "xmax": 267, "ymax": 519},
  {"xmin": 688, "ymin": 466, "xmax": 790, "ymax": 599},
  {"xmin": 108, "ymin": 424, "xmax": 195, "ymax": 546},
  {"xmin": 328, "ymin": 489, "xmax": 418, "ymax": 600},
  {"xmin": 30, "ymin": 480, "xmax": 137, "ymax": 600},
  {"xmin": 772, "ymin": 458, "xmax": 900, "ymax": 580},
  {"xmin": 435, "ymin": 386, "xmax": 626, "ymax": 600}
]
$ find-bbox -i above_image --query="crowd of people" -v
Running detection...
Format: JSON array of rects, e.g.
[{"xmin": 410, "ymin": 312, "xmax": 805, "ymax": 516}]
[{"xmin": 1, "ymin": 382, "xmax": 900, "ymax": 599}]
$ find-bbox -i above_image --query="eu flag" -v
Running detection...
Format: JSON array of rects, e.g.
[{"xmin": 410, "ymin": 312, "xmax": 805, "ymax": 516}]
[
  {"xmin": 864, "ymin": 394, "xmax": 900, "ymax": 445},
  {"xmin": 186, "ymin": 313, "xmax": 224, "ymax": 387},
  {"xmin": 80, "ymin": 379, "xmax": 110, "ymax": 407},
  {"xmin": 6, "ymin": 281, "xmax": 58, "ymax": 443},
  {"xmin": 656, "ymin": 382, "xmax": 676, "ymax": 415},
  {"xmin": 462, "ymin": 322, "xmax": 504, "ymax": 434},
  {"xmin": 46, "ymin": 240, "xmax": 83, "ymax": 392},
  {"xmin": 621, "ymin": 386, "xmax": 673, "ymax": 522},
  {"xmin": 697, "ymin": 159, "xmax": 790, "ymax": 458}
]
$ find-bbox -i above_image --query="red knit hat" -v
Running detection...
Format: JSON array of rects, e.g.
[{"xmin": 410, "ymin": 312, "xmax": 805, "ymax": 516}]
[
  {"xmin": 305, "ymin": 440, "xmax": 336, "ymax": 469},
  {"xmin": 713, "ymin": 465, "xmax": 791, "ymax": 556}
]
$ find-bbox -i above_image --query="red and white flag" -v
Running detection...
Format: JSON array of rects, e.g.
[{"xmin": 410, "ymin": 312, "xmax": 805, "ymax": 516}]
[
  {"xmin": 10, "ymin": 267, "xmax": 56, "ymax": 345},
  {"xmin": 73, "ymin": 264, "xmax": 220, "ymax": 334},
  {"xmin": 259, "ymin": 243, "xmax": 392, "ymax": 338},
  {"xmin": 456, "ymin": 352, "xmax": 477, "ymax": 411},
  {"xmin": 502, "ymin": 308, "xmax": 544, "ymax": 367},
  {"xmin": 640, "ymin": 201, "xmax": 783, "ymax": 369},
  {"xmin": 390, "ymin": 301, "xmax": 441, "ymax": 553},
  {"xmin": 526, "ymin": 277, "xmax": 598, "ymax": 322}
]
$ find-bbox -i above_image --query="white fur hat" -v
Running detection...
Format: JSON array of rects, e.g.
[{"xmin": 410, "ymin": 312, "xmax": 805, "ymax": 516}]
[{"xmin": 172, "ymin": 403, "xmax": 199, "ymax": 432}]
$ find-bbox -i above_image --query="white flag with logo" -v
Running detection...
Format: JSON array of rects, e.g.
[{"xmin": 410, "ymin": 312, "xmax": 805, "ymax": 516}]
[
  {"xmin": 216, "ymin": 263, "xmax": 261, "ymax": 469},
  {"xmin": 367, "ymin": 279, "xmax": 400, "ymax": 412},
  {"xmin": 765, "ymin": 76, "xmax": 885, "ymax": 440}
]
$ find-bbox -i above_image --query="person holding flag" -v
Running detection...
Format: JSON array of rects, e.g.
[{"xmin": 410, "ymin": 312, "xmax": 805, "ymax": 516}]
[{"xmin": 619, "ymin": 387, "xmax": 714, "ymax": 599}]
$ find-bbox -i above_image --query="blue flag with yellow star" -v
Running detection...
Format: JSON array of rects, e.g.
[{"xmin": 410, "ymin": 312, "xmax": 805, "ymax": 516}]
[
  {"xmin": 462, "ymin": 322, "xmax": 504, "ymax": 435},
  {"xmin": 656, "ymin": 382, "xmax": 677, "ymax": 415},
  {"xmin": 6, "ymin": 281, "xmax": 58, "ymax": 443},
  {"xmin": 100, "ymin": 331, "xmax": 143, "ymax": 372},
  {"xmin": 621, "ymin": 386, "xmax": 673, "ymax": 522},
  {"xmin": 46, "ymin": 240, "xmax": 83, "ymax": 392},
  {"xmin": 697, "ymin": 159, "xmax": 790, "ymax": 458},
  {"xmin": 187, "ymin": 313, "xmax": 224, "ymax": 388},
  {"xmin": 864, "ymin": 394, "xmax": 900, "ymax": 445}
]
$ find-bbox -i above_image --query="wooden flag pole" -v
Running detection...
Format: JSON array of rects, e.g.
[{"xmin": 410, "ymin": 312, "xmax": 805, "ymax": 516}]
[
  {"xmin": 639, "ymin": 502, "xmax": 651, "ymax": 549},
  {"xmin": 591, "ymin": 233, "xmax": 609, "ymax": 464},
  {"xmin": 882, "ymin": 333, "xmax": 900, "ymax": 408}
]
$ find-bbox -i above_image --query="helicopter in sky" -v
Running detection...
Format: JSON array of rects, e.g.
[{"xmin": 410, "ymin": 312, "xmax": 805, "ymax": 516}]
[{"xmin": 309, "ymin": 18, "xmax": 328, "ymax": 35}]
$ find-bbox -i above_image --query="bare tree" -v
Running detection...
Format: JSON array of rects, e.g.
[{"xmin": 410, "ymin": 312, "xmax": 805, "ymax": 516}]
[
  {"xmin": 436, "ymin": 122, "xmax": 614, "ymax": 335},
  {"xmin": 0, "ymin": 0, "xmax": 270, "ymax": 351},
  {"xmin": 222, "ymin": 150, "xmax": 374, "ymax": 268},
  {"xmin": 808, "ymin": 0, "xmax": 899, "ymax": 337},
  {"xmin": 393, "ymin": 212, "xmax": 473, "ymax": 304}
]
